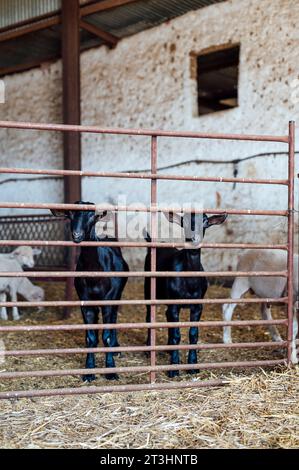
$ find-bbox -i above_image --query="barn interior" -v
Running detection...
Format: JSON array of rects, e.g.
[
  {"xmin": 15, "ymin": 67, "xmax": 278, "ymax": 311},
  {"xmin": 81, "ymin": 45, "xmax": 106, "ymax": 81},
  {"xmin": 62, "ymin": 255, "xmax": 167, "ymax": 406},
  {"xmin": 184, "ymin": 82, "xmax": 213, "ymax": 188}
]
[{"xmin": 0, "ymin": 0, "xmax": 298, "ymax": 449}]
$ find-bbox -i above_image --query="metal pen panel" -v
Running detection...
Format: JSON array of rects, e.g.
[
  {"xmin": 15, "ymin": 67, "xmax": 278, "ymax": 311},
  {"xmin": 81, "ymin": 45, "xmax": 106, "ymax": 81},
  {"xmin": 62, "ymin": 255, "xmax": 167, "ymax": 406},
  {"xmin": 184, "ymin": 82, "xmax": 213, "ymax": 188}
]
[{"xmin": 0, "ymin": 119, "xmax": 295, "ymax": 399}]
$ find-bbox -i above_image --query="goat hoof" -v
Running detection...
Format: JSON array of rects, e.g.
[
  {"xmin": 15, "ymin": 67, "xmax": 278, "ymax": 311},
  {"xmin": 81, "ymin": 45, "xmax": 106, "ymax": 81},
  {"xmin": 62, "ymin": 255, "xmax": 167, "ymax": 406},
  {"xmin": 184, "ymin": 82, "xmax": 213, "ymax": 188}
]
[
  {"xmin": 168, "ymin": 370, "xmax": 179, "ymax": 378},
  {"xmin": 187, "ymin": 368, "xmax": 199, "ymax": 375},
  {"xmin": 272, "ymin": 348, "xmax": 283, "ymax": 357},
  {"xmin": 113, "ymin": 351, "xmax": 122, "ymax": 358},
  {"xmin": 83, "ymin": 374, "xmax": 96, "ymax": 382},
  {"xmin": 105, "ymin": 372, "xmax": 119, "ymax": 380}
]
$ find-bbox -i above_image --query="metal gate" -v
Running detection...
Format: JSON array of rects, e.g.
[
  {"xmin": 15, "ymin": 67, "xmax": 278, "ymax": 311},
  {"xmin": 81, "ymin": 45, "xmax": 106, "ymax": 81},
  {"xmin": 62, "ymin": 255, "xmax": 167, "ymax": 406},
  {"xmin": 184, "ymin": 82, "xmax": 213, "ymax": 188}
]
[{"xmin": 0, "ymin": 119, "xmax": 296, "ymax": 399}]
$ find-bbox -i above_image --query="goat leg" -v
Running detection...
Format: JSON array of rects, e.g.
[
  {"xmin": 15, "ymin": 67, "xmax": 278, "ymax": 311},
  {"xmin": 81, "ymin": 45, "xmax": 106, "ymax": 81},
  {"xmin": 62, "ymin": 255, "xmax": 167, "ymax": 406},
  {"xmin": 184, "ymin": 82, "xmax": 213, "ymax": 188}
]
[
  {"xmin": 261, "ymin": 303, "xmax": 282, "ymax": 342},
  {"xmin": 145, "ymin": 305, "xmax": 151, "ymax": 357},
  {"xmin": 0, "ymin": 293, "xmax": 8, "ymax": 321},
  {"xmin": 110, "ymin": 305, "xmax": 122, "ymax": 357},
  {"xmin": 187, "ymin": 305, "xmax": 202, "ymax": 374},
  {"xmin": 166, "ymin": 305, "xmax": 181, "ymax": 378},
  {"xmin": 291, "ymin": 307, "xmax": 298, "ymax": 364},
  {"xmin": 81, "ymin": 307, "xmax": 99, "ymax": 382},
  {"xmin": 10, "ymin": 289, "xmax": 20, "ymax": 321},
  {"xmin": 102, "ymin": 305, "xmax": 119, "ymax": 380},
  {"xmin": 223, "ymin": 277, "xmax": 249, "ymax": 343}
]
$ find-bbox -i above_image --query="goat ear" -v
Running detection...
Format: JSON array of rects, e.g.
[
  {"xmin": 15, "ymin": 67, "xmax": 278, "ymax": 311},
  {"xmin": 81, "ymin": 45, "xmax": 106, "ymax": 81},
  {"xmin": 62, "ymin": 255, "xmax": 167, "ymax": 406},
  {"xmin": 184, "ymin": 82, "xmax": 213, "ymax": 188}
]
[
  {"xmin": 142, "ymin": 228, "xmax": 151, "ymax": 242},
  {"xmin": 33, "ymin": 248, "xmax": 42, "ymax": 256},
  {"xmin": 96, "ymin": 211, "xmax": 114, "ymax": 223},
  {"xmin": 10, "ymin": 247, "xmax": 21, "ymax": 258},
  {"xmin": 163, "ymin": 211, "xmax": 183, "ymax": 227},
  {"xmin": 50, "ymin": 209, "xmax": 70, "ymax": 218},
  {"xmin": 205, "ymin": 213, "xmax": 228, "ymax": 228}
]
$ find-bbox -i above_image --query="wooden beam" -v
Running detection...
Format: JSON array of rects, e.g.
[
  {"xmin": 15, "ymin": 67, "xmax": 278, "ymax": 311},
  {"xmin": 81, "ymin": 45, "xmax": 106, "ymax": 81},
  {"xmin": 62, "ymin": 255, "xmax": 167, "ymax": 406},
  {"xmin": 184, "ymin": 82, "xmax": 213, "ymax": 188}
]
[
  {"xmin": 198, "ymin": 98, "xmax": 236, "ymax": 113},
  {"xmin": 0, "ymin": 57, "xmax": 60, "ymax": 77},
  {"xmin": 198, "ymin": 89, "xmax": 238, "ymax": 101},
  {"xmin": 0, "ymin": 16, "xmax": 60, "ymax": 43},
  {"xmin": 0, "ymin": 9, "xmax": 61, "ymax": 34},
  {"xmin": 80, "ymin": 19, "xmax": 118, "ymax": 47},
  {"xmin": 0, "ymin": 0, "xmax": 138, "ymax": 44},
  {"xmin": 0, "ymin": 0, "xmax": 140, "ymax": 76},
  {"xmin": 80, "ymin": 0, "xmax": 140, "ymax": 17},
  {"xmin": 62, "ymin": 0, "xmax": 81, "ymax": 203},
  {"xmin": 62, "ymin": 0, "xmax": 82, "ymax": 318}
]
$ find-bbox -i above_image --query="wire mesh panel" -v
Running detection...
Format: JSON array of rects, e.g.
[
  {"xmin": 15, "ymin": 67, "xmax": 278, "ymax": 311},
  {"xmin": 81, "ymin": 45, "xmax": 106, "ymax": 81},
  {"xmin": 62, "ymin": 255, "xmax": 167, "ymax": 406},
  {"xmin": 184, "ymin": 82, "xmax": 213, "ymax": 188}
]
[{"xmin": 0, "ymin": 215, "xmax": 70, "ymax": 267}]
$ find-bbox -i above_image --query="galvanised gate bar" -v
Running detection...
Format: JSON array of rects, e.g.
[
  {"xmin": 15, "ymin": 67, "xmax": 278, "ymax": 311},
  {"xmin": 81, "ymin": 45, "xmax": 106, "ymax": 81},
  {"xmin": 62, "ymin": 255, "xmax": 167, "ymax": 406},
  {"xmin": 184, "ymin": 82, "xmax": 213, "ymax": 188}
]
[{"xmin": 0, "ymin": 119, "xmax": 296, "ymax": 399}]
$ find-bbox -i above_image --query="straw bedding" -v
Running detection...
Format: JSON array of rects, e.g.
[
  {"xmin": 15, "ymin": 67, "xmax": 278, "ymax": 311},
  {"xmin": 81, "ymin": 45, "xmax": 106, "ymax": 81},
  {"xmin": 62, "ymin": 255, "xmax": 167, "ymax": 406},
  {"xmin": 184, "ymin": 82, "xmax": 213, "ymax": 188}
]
[{"xmin": 0, "ymin": 281, "xmax": 298, "ymax": 448}]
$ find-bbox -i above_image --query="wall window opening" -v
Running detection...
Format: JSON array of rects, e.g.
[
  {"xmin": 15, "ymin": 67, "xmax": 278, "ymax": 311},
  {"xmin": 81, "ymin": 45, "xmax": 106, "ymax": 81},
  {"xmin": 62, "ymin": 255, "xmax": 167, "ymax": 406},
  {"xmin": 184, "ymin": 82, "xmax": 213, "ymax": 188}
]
[{"xmin": 197, "ymin": 44, "xmax": 240, "ymax": 116}]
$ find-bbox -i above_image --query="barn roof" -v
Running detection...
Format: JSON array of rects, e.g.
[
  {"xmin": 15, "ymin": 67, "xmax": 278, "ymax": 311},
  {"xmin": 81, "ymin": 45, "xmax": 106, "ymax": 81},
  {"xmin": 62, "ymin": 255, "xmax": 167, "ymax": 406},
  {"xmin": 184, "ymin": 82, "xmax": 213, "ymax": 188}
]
[{"xmin": 0, "ymin": 0, "xmax": 224, "ymax": 77}]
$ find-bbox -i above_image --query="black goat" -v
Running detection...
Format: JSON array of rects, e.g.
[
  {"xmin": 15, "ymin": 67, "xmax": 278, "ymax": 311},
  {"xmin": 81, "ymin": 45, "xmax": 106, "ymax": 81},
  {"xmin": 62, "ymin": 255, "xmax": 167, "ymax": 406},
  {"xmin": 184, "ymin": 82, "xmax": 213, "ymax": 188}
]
[
  {"xmin": 51, "ymin": 201, "xmax": 129, "ymax": 381},
  {"xmin": 144, "ymin": 211, "xmax": 227, "ymax": 377}
]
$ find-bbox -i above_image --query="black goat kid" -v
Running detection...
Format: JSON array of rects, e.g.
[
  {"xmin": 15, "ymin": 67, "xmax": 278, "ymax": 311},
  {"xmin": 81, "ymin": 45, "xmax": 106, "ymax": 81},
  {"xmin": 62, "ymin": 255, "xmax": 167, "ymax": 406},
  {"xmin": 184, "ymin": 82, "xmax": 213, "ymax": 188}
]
[
  {"xmin": 51, "ymin": 201, "xmax": 129, "ymax": 381},
  {"xmin": 144, "ymin": 212, "xmax": 227, "ymax": 377}
]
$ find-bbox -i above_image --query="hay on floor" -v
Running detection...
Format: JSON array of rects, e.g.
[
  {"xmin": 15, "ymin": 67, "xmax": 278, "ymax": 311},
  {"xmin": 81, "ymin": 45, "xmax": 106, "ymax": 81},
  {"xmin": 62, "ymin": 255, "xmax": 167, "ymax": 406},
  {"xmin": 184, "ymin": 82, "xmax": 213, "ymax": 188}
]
[
  {"xmin": 0, "ymin": 281, "xmax": 289, "ymax": 392},
  {"xmin": 0, "ymin": 280, "xmax": 298, "ymax": 449},
  {"xmin": 0, "ymin": 367, "xmax": 298, "ymax": 449}
]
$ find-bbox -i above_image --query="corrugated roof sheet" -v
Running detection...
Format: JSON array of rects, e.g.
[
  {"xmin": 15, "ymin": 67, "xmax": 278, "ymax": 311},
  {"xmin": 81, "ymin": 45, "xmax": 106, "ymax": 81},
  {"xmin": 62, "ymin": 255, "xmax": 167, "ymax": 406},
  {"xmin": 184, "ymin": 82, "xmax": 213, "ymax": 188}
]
[
  {"xmin": 0, "ymin": 0, "xmax": 225, "ymax": 76},
  {"xmin": 86, "ymin": 0, "xmax": 223, "ymax": 38},
  {"xmin": 0, "ymin": 0, "xmax": 61, "ymax": 29}
]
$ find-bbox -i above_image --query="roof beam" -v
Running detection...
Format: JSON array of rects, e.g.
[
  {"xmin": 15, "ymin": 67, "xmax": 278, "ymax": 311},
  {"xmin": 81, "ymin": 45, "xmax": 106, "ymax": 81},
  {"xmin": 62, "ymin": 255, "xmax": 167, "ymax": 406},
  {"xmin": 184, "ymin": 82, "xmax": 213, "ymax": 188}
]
[
  {"xmin": 0, "ymin": 9, "xmax": 60, "ymax": 34},
  {"xmin": 0, "ymin": 0, "xmax": 140, "ymax": 43},
  {"xmin": 0, "ymin": 57, "xmax": 59, "ymax": 77},
  {"xmin": 0, "ymin": 16, "xmax": 60, "ymax": 43},
  {"xmin": 80, "ymin": 0, "xmax": 140, "ymax": 17},
  {"xmin": 80, "ymin": 19, "xmax": 118, "ymax": 47}
]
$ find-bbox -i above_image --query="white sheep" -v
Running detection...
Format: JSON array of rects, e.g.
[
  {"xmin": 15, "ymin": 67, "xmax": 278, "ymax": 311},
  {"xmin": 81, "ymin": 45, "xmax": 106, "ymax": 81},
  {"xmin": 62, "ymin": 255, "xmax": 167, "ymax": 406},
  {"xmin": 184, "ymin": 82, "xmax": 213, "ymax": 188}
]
[
  {"xmin": 222, "ymin": 249, "xmax": 298, "ymax": 363},
  {"xmin": 0, "ymin": 246, "xmax": 41, "ymax": 268},
  {"xmin": 0, "ymin": 247, "xmax": 44, "ymax": 321}
]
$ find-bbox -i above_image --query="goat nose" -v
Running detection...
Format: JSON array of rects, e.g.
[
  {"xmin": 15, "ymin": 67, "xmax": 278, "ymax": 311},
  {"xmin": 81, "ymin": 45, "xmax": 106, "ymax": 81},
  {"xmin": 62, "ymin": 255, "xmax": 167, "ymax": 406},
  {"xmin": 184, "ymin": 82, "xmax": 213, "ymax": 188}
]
[{"xmin": 73, "ymin": 231, "xmax": 84, "ymax": 242}]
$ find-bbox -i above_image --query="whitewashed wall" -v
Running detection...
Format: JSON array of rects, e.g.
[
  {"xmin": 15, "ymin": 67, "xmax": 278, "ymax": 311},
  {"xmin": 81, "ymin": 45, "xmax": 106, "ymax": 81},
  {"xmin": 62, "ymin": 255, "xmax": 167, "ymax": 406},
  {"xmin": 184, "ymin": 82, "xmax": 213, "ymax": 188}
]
[
  {"xmin": 0, "ymin": 0, "xmax": 298, "ymax": 270},
  {"xmin": 0, "ymin": 62, "xmax": 63, "ymax": 210}
]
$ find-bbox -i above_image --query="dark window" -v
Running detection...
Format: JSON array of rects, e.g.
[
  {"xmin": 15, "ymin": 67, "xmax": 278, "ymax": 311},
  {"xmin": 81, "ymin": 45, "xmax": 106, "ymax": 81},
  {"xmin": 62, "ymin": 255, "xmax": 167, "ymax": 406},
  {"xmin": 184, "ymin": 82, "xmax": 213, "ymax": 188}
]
[{"xmin": 197, "ymin": 45, "xmax": 240, "ymax": 116}]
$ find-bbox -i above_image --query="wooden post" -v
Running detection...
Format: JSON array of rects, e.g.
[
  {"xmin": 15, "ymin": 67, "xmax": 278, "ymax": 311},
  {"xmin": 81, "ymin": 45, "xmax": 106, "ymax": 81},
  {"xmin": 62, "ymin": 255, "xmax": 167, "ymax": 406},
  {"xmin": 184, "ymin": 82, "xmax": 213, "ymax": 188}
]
[
  {"xmin": 62, "ymin": 0, "xmax": 81, "ymax": 317},
  {"xmin": 62, "ymin": 0, "xmax": 81, "ymax": 200}
]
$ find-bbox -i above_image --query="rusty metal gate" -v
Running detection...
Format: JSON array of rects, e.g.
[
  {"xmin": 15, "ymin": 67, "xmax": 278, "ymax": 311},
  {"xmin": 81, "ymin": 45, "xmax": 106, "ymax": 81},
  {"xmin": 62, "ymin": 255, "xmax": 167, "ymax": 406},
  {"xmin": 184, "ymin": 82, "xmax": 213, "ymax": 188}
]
[{"xmin": 0, "ymin": 119, "xmax": 296, "ymax": 399}]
